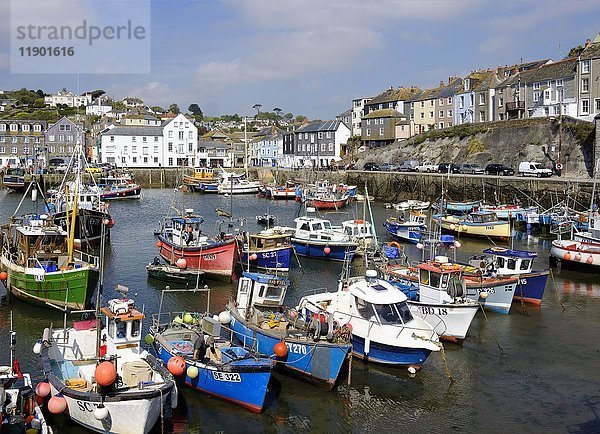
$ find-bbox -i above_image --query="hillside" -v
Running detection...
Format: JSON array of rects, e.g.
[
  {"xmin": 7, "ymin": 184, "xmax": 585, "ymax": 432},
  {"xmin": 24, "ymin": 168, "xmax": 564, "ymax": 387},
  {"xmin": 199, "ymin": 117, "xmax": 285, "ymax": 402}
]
[{"xmin": 352, "ymin": 117, "xmax": 596, "ymax": 178}]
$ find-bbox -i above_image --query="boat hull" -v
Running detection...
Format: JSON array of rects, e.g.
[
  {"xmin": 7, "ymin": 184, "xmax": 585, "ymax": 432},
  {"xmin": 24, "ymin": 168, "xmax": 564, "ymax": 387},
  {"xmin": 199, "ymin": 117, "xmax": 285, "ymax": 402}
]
[
  {"xmin": 157, "ymin": 237, "xmax": 237, "ymax": 281},
  {"xmin": 228, "ymin": 309, "xmax": 350, "ymax": 389},
  {"xmin": 407, "ymin": 302, "xmax": 479, "ymax": 342},
  {"xmin": 465, "ymin": 280, "xmax": 516, "ymax": 314},
  {"xmin": 101, "ymin": 186, "xmax": 141, "ymax": 200},
  {"xmin": 241, "ymin": 246, "xmax": 292, "ymax": 272},
  {"xmin": 155, "ymin": 344, "xmax": 270, "ymax": 413},
  {"xmin": 383, "ymin": 221, "xmax": 425, "ymax": 243},
  {"xmin": 305, "ymin": 197, "xmax": 348, "ymax": 210},
  {"xmin": 350, "ymin": 334, "xmax": 432, "ymax": 366},
  {"xmin": 550, "ymin": 240, "xmax": 600, "ymax": 269},
  {"xmin": 437, "ymin": 216, "xmax": 511, "ymax": 240},
  {"xmin": 513, "ymin": 271, "xmax": 549, "ymax": 306},
  {"xmin": 53, "ymin": 208, "xmax": 111, "ymax": 249},
  {"xmin": 291, "ymin": 238, "xmax": 357, "ymax": 262},
  {"xmin": 1, "ymin": 260, "xmax": 97, "ymax": 310}
]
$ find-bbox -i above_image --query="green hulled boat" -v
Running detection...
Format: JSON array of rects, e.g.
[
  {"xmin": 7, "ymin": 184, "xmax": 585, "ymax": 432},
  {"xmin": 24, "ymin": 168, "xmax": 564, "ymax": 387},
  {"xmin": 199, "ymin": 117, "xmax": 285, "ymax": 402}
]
[{"xmin": 0, "ymin": 183, "xmax": 99, "ymax": 310}]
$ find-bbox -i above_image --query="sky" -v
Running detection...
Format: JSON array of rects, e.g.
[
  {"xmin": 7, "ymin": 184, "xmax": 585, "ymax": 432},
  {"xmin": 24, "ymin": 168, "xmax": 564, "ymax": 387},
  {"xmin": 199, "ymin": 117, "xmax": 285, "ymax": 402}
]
[{"xmin": 0, "ymin": 0, "xmax": 599, "ymax": 119}]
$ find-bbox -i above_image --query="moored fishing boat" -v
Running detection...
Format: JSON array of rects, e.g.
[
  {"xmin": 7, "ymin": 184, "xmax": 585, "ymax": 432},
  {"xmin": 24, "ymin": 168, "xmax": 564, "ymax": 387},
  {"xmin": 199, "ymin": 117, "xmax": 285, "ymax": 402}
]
[
  {"xmin": 150, "ymin": 287, "xmax": 274, "ymax": 413},
  {"xmin": 290, "ymin": 212, "xmax": 358, "ymax": 262},
  {"xmin": 240, "ymin": 228, "xmax": 293, "ymax": 272},
  {"xmin": 387, "ymin": 261, "xmax": 479, "ymax": 343},
  {"xmin": 550, "ymin": 239, "xmax": 600, "ymax": 269},
  {"xmin": 304, "ymin": 192, "xmax": 349, "ymax": 210},
  {"xmin": 297, "ymin": 271, "xmax": 440, "ymax": 368},
  {"xmin": 217, "ymin": 168, "xmax": 261, "ymax": 194},
  {"xmin": 156, "ymin": 209, "xmax": 238, "ymax": 281},
  {"xmin": 341, "ymin": 219, "xmax": 374, "ymax": 256},
  {"xmin": 383, "ymin": 211, "xmax": 427, "ymax": 243},
  {"xmin": 266, "ymin": 181, "xmax": 297, "ymax": 200},
  {"xmin": 0, "ymin": 182, "xmax": 99, "ymax": 310},
  {"xmin": 227, "ymin": 272, "xmax": 351, "ymax": 388},
  {"xmin": 479, "ymin": 204, "xmax": 538, "ymax": 220},
  {"xmin": 2, "ymin": 167, "xmax": 26, "ymax": 191},
  {"xmin": 255, "ymin": 213, "xmax": 276, "ymax": 225},
  {"xmin": 444, "ymin": 200, "xmax": 481, "ymax": 214},
  {"xmin": 434, "ymin": 211, "xmax": 511, "ymax": 240},
  {"xmin": 98, "ymin": 176, "xmax": 141, "ymax": 200},
  {"xmin": 37, "ymin": 293, "xmax": 176, "ymax": 434},
  {"xmin": 468, "ymin": 247, "xmax": 549, "ymax": 305},
  {"xmin": 183, "ymin": 167, "xmax": 218, "ymax": 192},
  {"xmin": 394, "ymin": 200, "xmax": 430, "ymax": 211},
  {"xmin": 146, "ymin": 257, "xmax": 206, "ymax": 284}
]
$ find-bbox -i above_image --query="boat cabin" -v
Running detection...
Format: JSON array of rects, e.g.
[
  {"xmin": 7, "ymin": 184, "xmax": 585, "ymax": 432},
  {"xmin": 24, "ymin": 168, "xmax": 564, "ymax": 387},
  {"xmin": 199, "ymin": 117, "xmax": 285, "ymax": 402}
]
[
  {"xmin": 417, "ymin": 257, "xmax": 465, "ymax": 303},
  {"xmin": 293, "ymin": 216, "xmax": 348, "ymax": 242},
  {"xmin": 342, "ymin": 220, "xmax": 373, "ymax": 240},
  {"xmin": 481, "ymin": 247, "xmax": 538, "ymax": 275},
  {"xmin": 101, "ymin": 298, "xmax": 144, "ymax": 355},
  {"xmin": 470, "ymin": 211, "xmax": 499, "ymax": 224},
  {"xmin": 343, "ymin": 271, "xmax": 414, "ymax": 326},
  {"xmin": 247, "ymin": 230, "xmax": 291, "ymax": 252},
  {"xmin": 236, "ymin": 272, "xmax": 289, "ymax": 317},
  {"xmin": 14, "ymin": 216, "xmax": 68, "ymax": 269},
  {"xmin": 408, "ymin": 212, "xmax": 427, "ymax": 225},
  {"xmin": 169, "ymin": 211, "xmax": 206, "ymax": 247},
  {"xmin": 191, "ymin": 167, "xmax": 216, "ymax": 180},
  {"xmin": 589, "ymin": 212, "xmax": 600, "ymax": 239}
]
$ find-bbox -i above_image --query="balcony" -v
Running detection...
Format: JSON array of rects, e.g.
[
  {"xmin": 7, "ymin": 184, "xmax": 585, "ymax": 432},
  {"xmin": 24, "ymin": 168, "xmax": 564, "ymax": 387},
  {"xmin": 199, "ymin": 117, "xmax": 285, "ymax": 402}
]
[{"xmin": 506, "ymin": 101, "xmax": 525, "ymax": 111}]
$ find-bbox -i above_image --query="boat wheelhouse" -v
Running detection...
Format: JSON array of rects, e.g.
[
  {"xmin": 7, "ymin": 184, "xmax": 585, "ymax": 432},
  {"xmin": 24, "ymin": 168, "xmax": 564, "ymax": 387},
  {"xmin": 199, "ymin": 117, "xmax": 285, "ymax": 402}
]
[
  {"xmin": 240, "ymin": 228, "xmax": 293, "ymax": 272},
  {"xmin": 2, "ymin": 167, "xmax": 26, "ymax": 191},
  {"xmin": 290, "ymin": 214, "xmax": 358, "ymax": 262},
  {"xmin": 383, "ymin": 211, "xmax": 427, "ymax": 244}
]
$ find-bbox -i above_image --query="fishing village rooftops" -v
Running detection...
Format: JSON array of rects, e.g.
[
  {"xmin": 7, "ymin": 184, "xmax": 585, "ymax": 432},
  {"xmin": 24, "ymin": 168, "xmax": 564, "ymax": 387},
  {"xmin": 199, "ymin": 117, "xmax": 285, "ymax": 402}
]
[
  {"xmin": 368, "ymin": 86, "xmax": 421, "ymax": 105},
  {"xmin": 362, "ymin": 109, "xmax": 405, "ymax": 119},
  {"xmin": 527, "ymin": 57, "xmax": 577, "ymax": 82},
  {"xmin": 296, "ymin": 120, "xmax": 342, "ymax": 133},
  {"xmin": 100, "ymin": 125, "xmax": 163, "ymax": 136},
  {"xmin": 578, "ymin": 34, "xmax": 600, "ymax": 60}
]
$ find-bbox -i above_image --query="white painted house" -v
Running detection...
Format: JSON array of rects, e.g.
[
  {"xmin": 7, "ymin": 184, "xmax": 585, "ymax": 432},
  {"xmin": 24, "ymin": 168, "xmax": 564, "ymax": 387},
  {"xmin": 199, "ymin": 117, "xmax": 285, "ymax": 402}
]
[
  {"xmin": 100, "ymin": 113, "xmax": 198, "ymax": 168},
  {"xmin": 45, "ymin": 90, "xmax": 92, "ymax": 108}
]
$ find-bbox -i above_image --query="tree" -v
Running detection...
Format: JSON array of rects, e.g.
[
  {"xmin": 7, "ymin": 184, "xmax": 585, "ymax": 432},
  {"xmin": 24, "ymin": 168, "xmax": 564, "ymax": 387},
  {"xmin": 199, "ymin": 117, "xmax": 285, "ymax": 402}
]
[
  {"xmin": 252, "ymin": 103, "xmax": 262, "ymax": 117},
  {"xmin": 568, "ymin": 44, "xmax": 584, "ymax": 58},
  {"xmin": 89, "ymin": 89, "xmax": 106, "ymax": 100},
  {"xmin": 35, "ymin": 89, "xmax": 45, "ymax": 98},
  {"xmin": 188, "ymin": 104, "xmax": 203, "ymax": 119},
  {"xmin": 273, "ymin": 107, "xmax": 282, "ymax": 117},
  {"xmin": 169, "ymin": 103, "xmax": 180, "ymax": 114},
  {"xmin": 284, "ymin": 112, "xmax": 293, "ymax": 120},
  {"xmin": 151, "ymin": 106, "xmax": 165, "ymax": 113}
]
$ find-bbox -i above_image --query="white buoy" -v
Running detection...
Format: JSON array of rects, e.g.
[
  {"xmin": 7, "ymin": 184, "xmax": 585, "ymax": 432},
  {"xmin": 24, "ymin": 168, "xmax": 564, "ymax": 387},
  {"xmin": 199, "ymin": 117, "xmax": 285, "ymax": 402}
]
[
  {"xmin": 32, "ymin": 341, "xmax": 42, "ymax": 355},
  {"xmin": 31, "ymin": 189, "xmax": 38, "ymax": 202},
  {"xmin": 93, "ymin": 405, "xmax": 109, "ymax": 420},
  {"xmin": 479, "ymin": 291, "xmax": 489, "ymax": 299},
  {"xmin": 218, "ymin": 311, "xmax": 231, "ymax": 325},
  {"xmin": 408, "ymin": 366, "xmax": 417, "ymax": 375},
  {"xmin": 454, "ymin": 241, "xmax": 461, "ymax": 248}
]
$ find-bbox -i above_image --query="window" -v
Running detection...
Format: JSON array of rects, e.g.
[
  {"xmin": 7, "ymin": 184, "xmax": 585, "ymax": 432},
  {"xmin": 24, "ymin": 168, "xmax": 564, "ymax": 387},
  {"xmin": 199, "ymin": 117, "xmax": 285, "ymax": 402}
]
[
  {"xmin": 447, "ymin": 97, "xmax": 452, "ymax": 104},
  {"xmin": 154, "ymin": 157, "xmax": 158, "ymax": 163},
  {"xmin": 22, "ymin": 124, "xmax": 30, "ymax": 132},
  {"xmin": 557, "ymin": 88, "xmax": 564, "ymax": 102},
  {"xmin": 132, "ymin": 136, "xmax": 136, "ymax": 142},
  {"xmin": 310, "ymin": 134, "xmax": 315, "ymax": 143},
  {"xmin": 0, "ymin": 124, "xmax": 5, "ymax": 131},
  {"xmin": 320, "ymin": 143, "xmax": 325, "ymax": 152},
  {"xmin": 556, "ymin": 79, "xmax": 563, "ymax": 87},
  {"xmin": 123, "ymin": 146, "xmax": 128, "ymax": 154},
  {"xmin": 379, "ymin": 127, "xmax": 384, "ymax": 135},
  {"xmin": 459, "ymin": 96, "xmax": 464, "ymax": 108},
  {"xmin": 479, "ymin": 111, "xmax": 486, "ymax": 122},
  {"xmin": 154, "ymin": 136, "xmax": 159, "ymax": 142},
  {"xmin": 153, "ymin": 145, "xmax": 159, "ymax": 153},
  {"xmin": 178, "ymin": 131, "xmax": 184, "ymax": 140},
  {"xmin": 11, "ymin": 146, "xmax": 17, "ymax": 154},
  {"xmin": 582, "ymin": 60, "xmax": 590, "ymax": 73},
  {"xmin": 143, "ymin": 147, "xmax": 149, "ymax": 155},
  {"xmin": 132, "ymin": 157, "xmax": 137, "ymax": 163},
  {"xmin": 533, "ymin": 82, "xmax": 540, "ymax": 90},
  {"xmin": 143, "ymin": 157, "xmax": 148, "ymax": 163},
  {"xmin": 582, "ymin": 99, "xmax": 589, "ymax": 114},
  {"xmin": 479, "ymin": 94, "xmax": 485, "ymax": 105},
  {"xmin": 439, "ymin": 98, "xmax": 444, "ymax": 105},
  {"xmin": 168, "ymin": 157, "xmax": 173, "ymax": 166},
  {"xmin": 470, "ymin": 94, "xmax": 474, "ymax": 105},
  {"xmin": 188, "ymin": 131, "xmax": 193, "ymax": 139},
  {"xmin": 553, "ymin": 105, "xmax": 560, "ymax": 115},
  {"xmin": 326, "ymin": 131, "xmax": 331, "ymax": 138},
  {"xmin": 366, "ymin": 119, "xmax": 371, "ymax": 126},
  {"xmin": 132, "ymin": 145, "xmax": 137, "ymax": 153},
  {"xmin": 0, "ymin": 137, "xmax": 3, "ymax": 143},
  {"xmin": 582, "ymin": 78, "xmax": 589, "ymax": 93},
  {"xmin": 430, "ymin": 100, "xmax": 434, "ymax": 107},
  {"xmin": 420, "ymin": 113, "xmax": 424, "ymax": 119},
  {"xmin": 110, "ymin": 136, "xmax": 114, "ymax": 142},
  {"xmin": 429, "ymin": 111, "xmax": 433, "ymax": 118},
  {"xmin": 439, "ymin": 110, "xmax": 444, "ymax": 118},
  {"xmin": 11, "ymin": 137, "xmax": 17, "ymax": 143},
  {"xmin": 420, "ymin": 101, "xmax": 424, "ymax": 108},
  {"xmin": 499, "ymin": 97, "xmax": 504, "ymax": 107},
  {"xmin": 168, "ymin": 142, "xmax": 173, "ymax": 152},
  {"xmin": 544, "ymin": 90, "xmax": 551, "ymax": 101},
  {"xmin": 188, "ymin": 143, "xmax": 193, "ymax": 152},
  {"xmin": 448, "ymin": 109, "xmax": 453, "ymax": 117},
  {"xmin": 366, "ymin": 129, "xmax": 371, "ymax": 136},
  {"xmin": 0, "ymin": 146, "xmax": 4, "ymax": 153},
  {"xmin": 439, "ymin": 122, "xmax": 444, "ymax": 129},
  {"xmin": 533, "ymin": 91, "xmax": 540, "ymax": 102},
  {"xmin": 318, "ymin": 132, "xmax": 323, "ymax": 139},
  {"xmin": 10, "ymin": 124, "xmax": 18, "ymax": 132},
  {"xmin": 23, "ymin": 137, "xmax": 29, "ymax": 143},
  {"xmin": 173, "ymin": 122, "xmax": 178, "ymax": 127},
  {"xmin": 328, "ymin": 143, "xmax": 333, "ymax": 151},
  {"xmin": 595, "ymin": 99, "xmax": 600, "ymax": 113},
  {"xmin": 142, "ymin": 136, "xmax": 147, "ymax": 143},
  {"xmin": 168, "ymin": 131, "xmax": 173, "ymax": 138},
  {"xmin": 23, "ymin": 147, "xmax": 29, "ymax": 154}
]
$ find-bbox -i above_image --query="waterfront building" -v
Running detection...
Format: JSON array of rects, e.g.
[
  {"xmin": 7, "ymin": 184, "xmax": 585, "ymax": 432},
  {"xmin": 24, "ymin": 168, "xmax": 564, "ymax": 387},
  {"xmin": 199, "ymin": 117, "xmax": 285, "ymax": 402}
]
[
  {"xmin": 250, "ymin": 128, "xmax": 283, "ymax": 168},
  {"xmin": 413, "ymin": 85, "xmax": 445, "ymax": 134},
  {"xmin": 361, "ymin": 109, "xmax": 407, "ymax": 147},
  {"xmin": 0, "ymin": 119, "xmax": 46, "ymax": 167},
  {"xmin": 100, "ymin": 113, "xmax": 197, "ymax": 168},
  {"xmin": 197, "ymin": 139, "xmax": 231, "ymax": 168},
  {"xmin": 281, "ymin": 130, "xmax": 296, "ymax": 169},
  {"xmin": 473, "ymin": 71, "xmax": 501, "ymax": 123},
  {"xmin": 364, "ymin": 86, "xmax": 420, "ymax": 118},
  {"xmin": 45, "ymin": 116, "xmax": 85, "ymax": 161},
  {"xmin": 576, "ymin": 34, "xmax": 600, "ymax": 121},
  {"xmin": 294, "ymin": 120, "xmax": 350, "ymax": 168},
  {"xmin": 85, "ymin": 98, "xmax": 113, "ymax": 116},
  {"xmin": 351, "ymin": 97, "xmax": 372, "ymax": 136},
  {"xmin": 436, "ymin": 77, "xmax": 462, "ymax": 129},
  {"xmin": 44, "ymin": 89, "xmax": 92, "ymax": 108},
  {"xmin": 122, "ymin": 114, "xmax": 162, "ymax": 126},
  {"xmin": 454, "ymin": 70, "xmax": 491, "ymax": 125}
]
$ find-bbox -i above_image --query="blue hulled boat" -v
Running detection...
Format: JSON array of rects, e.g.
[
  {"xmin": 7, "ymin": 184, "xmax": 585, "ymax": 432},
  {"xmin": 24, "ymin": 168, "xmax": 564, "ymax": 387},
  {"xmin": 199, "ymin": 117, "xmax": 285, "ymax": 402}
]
[
  {"xmin": 150, "ymin": 301, "xmax": 273, "ymax": 413},
  {"xmin": 383, "ymin": 211, "xmax": 427, "ymax": 243},
  {"xmin": 290, "ymin": 213, "xmax": 358, "ymax": 261},
  {"xmin": 240, "ymin": 228, "xmax": 294, "ymax": 272},
  {"xmin": 468, "ymin": 247, "xmax": 549, "ymax": 306},
  {"xmin": 226, "ymin": 272, "xmax": 352, "ymax": 389}
]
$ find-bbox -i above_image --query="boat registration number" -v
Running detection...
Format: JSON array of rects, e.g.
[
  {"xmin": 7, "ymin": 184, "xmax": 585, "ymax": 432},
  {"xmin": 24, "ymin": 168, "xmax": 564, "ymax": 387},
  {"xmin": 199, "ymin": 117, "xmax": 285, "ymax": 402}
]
[
  {"xmin": 286, "ymin": 343, "xmax": 308, "ymax": 355},
  {"xmin": 212, "ymin": 372, "xmax": 241, "ymax": 382},
  {"xmin": 202, "ymin": 253, "xmax": 217, "ymax": 261},
  {"xmin": 34, "ymin": 274, "xmax": 45, "ymax": 282},
  {"xmin": 477, "ymin": 288, "xmax": 495, "ymax": 294}
]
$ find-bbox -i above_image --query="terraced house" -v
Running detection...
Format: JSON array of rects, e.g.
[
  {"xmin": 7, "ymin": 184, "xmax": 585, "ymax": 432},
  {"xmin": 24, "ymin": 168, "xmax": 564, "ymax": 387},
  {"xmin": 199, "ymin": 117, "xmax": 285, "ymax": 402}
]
[
  {"xmin": 576, "ymin": 35, "xmax": 600, "ymax": 120},
  {"xmin": 412, "ymin": 87, "xmax": 439, "ymax": 134},
  {"xmin": 473, "ymin": 70, "xmax": 501, "ymax": 123},
  {"xmin": 0, "ymin": 119, "xmax": 46, "ymax": 167},
  {"xmin": 436, "ymin": 77, "xmax": 462, "ymax": 129},
  {"xmin": 45, "ymin": 117, "xmax": 84, "ymax": 160},
  {"xmin": 294, "ymin": 120, "xmax": 350, "ymax": 168},
  {"xmin": 361, "ymin": 109, "xmax": 407, "ymax": 147},
  {"xmin": 454, "ymin": 70, "xmax": 491, "ymax": 125}
]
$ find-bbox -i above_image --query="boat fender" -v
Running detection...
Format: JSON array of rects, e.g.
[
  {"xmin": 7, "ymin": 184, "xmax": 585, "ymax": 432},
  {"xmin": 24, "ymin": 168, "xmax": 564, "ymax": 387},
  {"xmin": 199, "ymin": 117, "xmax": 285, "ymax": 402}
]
[
  {"xmin": 309, "ymin": 317, "xmax": 321, "ymax": 342},
  {"xmin": 42, "ymin": 328, "xmax": 51, "ymax": 347},
  {"xmin": 326, "ymin": 314, "xmax": 334, "ymax": 342},
  {"xmin": 170, "ymin": 383, "xmax": 178, "ymax": 409}
]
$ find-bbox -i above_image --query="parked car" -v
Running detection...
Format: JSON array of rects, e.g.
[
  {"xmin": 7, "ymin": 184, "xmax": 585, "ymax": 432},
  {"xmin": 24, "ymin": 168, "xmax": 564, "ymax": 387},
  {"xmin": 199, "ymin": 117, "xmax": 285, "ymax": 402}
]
[
  {"xmin": 363, "ymin": 162, "xmax": 380, "ymax": 171},
  {"xmin": 54, "ymin": 163, "xmax": 70, "ymax": 174},
  {"xmin": 518, "ymin": 161, "xmax": 552, "ymax": 177},
  {"xmin": 438, "ymin": 163, "xmax": 461, "ymax": 173},
  {"xmin": 485, "ymin": 163, "xmax": 515, "ymax": 176},
  {"xmin": 378, "ymin": 162, "xmax": 398, "ymax": 171},
  {"xmin": 84, "ymin": 163, "xmax": 103, "ymax": 174},
  {"xmin": 415, "ymin": 162, "xmax": 438, "ymax": 172},
  {"xmin": 397, "ymin": 160, "xmax": 420, "ymax": 172},
  {"xmin": 460, "ymin": 163, "xmax": 485, "ymax": 174}
]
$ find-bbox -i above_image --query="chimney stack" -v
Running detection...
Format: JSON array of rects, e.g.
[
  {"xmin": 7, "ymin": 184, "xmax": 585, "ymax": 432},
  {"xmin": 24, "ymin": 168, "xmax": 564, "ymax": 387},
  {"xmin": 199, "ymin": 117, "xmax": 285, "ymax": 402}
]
[
  {"xmin": 585, "ymin": 38, "xmax": 591, "ymax": 48},
  {"xmin": 439, "ymin": 80, "xmax": 444, "ymax": 87}
]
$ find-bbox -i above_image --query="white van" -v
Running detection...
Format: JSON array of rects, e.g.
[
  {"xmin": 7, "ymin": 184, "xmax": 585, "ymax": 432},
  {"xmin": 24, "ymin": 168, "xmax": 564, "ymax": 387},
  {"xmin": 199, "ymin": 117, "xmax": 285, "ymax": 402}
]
[{"xmin": 518, "ymin": 161, "xmax": 552, "ymax": 177}]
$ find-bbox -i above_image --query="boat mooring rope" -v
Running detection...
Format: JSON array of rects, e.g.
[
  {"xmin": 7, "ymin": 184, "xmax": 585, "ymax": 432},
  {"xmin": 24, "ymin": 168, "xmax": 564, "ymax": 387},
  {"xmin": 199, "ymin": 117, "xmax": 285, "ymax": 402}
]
[
  {"xmin": 412, "ymin": 333, "xmax": 453, "ymax": 382},
  {"xmin": 517, "ymin": 280, "xmax": 529, "ymax": 316},
  {"xmin": 478, "ymin": 304, "xmax": 504, "ymax": 354}
]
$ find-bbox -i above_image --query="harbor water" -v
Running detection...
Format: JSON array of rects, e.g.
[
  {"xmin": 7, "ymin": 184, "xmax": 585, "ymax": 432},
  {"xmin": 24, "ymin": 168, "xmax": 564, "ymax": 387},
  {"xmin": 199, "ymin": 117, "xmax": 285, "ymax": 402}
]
[{"xmin": 1, "ymin": 188, "xmax": 600, "ymax": 433}]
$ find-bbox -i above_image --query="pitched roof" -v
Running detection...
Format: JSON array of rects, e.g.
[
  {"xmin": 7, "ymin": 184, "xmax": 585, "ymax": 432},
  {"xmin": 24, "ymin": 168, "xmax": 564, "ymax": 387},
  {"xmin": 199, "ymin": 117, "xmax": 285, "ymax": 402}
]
[
  {"xmin": 528, "ymin": 58, "xmax": 577, "ymax": 82},
  {"xmin": 438, "ymin": 78, "xmax": 463, "ymax": 98},
  {"xmin": 100, "ymin": 125, "xmax": 163, "ymax": 136},
  {"xmin": 473, "ymin": 71, "xmax": 501, "ymax": 92},
  {"xmin": 367, "ymin": 87, "xmax": 421, "ymax": 105},
  {"xmin": 363, "ymin": 109, "xmax": 405, "ymax": 119},
  {"xmin": 198, "ymin": 140, "xmax": 228, "ymax": 149},
  {"xmin": 296, "ymin": 120, "xmax": 343, "ymax": 133},
  {"xmin": 580, "ymin": 41, "xmax": 600, "ymax": 60}
]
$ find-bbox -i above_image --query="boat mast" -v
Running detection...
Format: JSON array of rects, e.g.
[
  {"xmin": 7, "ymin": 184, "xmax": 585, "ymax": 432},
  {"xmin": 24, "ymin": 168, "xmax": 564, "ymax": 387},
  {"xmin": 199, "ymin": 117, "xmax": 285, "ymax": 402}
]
[
  {"xmin": 95, "ymin": 218, "xmax": 107, "ymax": 358},
  {"xmin": 67, "ymin": 183, "xmax": 79, "ymax": 264}
]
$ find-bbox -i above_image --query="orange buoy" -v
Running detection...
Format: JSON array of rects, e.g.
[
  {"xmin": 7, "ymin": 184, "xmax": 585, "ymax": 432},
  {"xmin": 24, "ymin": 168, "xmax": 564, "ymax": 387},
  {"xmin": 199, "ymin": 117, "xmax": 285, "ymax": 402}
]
[
  {"xmin": 563, "ymin": 252, "xmax": 571, "ymax": 261},
  {"xmin": 587, "ymin": 255, "xmax": 594, "ymax": 264},
  {"xmin": 35, "ymin": 381, "xmax": 51, "ymax": 398},
  {"xmin": 274, "ymin": 341, "xmax": 288, "ymax": 358},
  {"xmin": 48, "ymin": 394, "xmax": 67, "ymax": 414},
  {"xmin": 176, "ymin": 258, "xmax": 187, "ymax": 269},
  {"xmin": 108, "ymin": 218, "xmax": 115, "ymax": 228},
  {"xmin": 250, "ymin": 253, "xmax": 258, "ymax": 261},
  {"xmin": 167, "ymin": 356, "xmax": 186, "ymax": 376},
  {"xmin": 156, "ymin": 240, "xmax": 163, "ymax": 248},
  {"xmin": 354, "ymin": 219, "xmax": 365, "ymax": 224},
  {"xmin": 323, "ymin": 246, "xmax": 331, "ymax": 255},
  {"xmin": 574, "ymin": 253, "xmax": 582, "ymax": 261},
  {"xmin": 0, "ymin": 271, "xmax": 7, "ymax": 281},
  {"xmin": 95, "ymin": 361, "xmax": 117, "ymax": 387}
]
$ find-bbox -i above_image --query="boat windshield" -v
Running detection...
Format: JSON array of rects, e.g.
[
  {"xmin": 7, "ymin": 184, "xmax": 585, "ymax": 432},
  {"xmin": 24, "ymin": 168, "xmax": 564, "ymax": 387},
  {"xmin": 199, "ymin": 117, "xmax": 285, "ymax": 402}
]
[
  {"xmin": 322, "ymin": 221, "xmax": 332, "ymax": 229},
  {"xmin": 356, "ymin": 297, "xmax": 413, "ymax": 324}
]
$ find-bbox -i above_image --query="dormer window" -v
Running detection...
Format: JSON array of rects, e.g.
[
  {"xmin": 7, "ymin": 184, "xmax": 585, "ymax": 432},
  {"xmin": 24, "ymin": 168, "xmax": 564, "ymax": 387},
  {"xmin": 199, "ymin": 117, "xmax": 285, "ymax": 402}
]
[{"xmin": 464, "ymin": 79, "xmax": 470, "ymax": 91}]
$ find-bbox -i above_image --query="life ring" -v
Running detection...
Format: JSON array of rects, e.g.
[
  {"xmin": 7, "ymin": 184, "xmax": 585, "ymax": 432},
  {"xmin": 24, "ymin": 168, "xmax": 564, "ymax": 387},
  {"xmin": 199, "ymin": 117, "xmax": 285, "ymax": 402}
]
[
  {"xmin": 388, "ymin": 241, "xmax": 401, "ymax": 249},
  {"xmin": 490, "ymin": 247, "xmax": 507, "ymax": 253}
]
